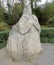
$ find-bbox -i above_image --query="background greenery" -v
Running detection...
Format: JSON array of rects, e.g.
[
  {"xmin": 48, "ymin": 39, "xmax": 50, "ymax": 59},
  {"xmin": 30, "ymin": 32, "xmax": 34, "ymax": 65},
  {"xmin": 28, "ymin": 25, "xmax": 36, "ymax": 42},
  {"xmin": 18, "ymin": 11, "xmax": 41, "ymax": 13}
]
[
  {"xmin": 0, "ymin": 0, "xmax": 54, "ymax": 49},
  {"xmin": 0, "ymin": 28, "xmax": 54, "ymax": 49},
  {"xmin": 0, "ymin": 1, "xmax": 54, "ymax": 26}
]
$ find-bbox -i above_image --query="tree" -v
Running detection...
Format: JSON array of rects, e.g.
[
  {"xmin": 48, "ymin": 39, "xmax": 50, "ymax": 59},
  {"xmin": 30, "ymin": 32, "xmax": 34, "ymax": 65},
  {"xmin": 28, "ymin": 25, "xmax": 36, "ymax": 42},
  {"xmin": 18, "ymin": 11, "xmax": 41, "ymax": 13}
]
[
  {"xmin": 45, "ymin": 2, "xmax": 54, "ymax": 18},
  {"xmin": 34, "ymin": 0, "xmax": 41, "ymax": 8},
  {"xmin": 7, "ymin": 0, "xmax": 14, "ymax": 14},
  {"xmin": 33, "ymin": 7, "xmax": 48, "ymax": 25},
  {"xmin": 30, "ymin": 0, "xmax": 33, "ymax": 10},
  {"xmin": 21, "ymin": 0, "xmax": 41, "ymax": 12},
  {"xmin": 4, "ymin": 3, "xmax": 22, "ymax": 25},
  {"xmin": 0, "ymin": 1, "xmax": 1, "ymax": 7},
  {"xmin": 30, "ymin": 0, "xmax": 41, "ymax": 11},
  {"xmin": 21, "ymin": 0, "xmax": 24, "ymax": 13},
  {"xmin": 0, "ymin": 1, "xmax": 5, "ymax": 22}
]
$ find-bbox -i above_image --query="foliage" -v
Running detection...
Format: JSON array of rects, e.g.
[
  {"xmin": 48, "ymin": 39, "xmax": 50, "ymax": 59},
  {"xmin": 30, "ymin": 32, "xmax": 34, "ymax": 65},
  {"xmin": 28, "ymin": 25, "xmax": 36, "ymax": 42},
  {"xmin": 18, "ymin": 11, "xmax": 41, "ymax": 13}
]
[
  {"xmin": 0, "ymin": 0, "xmax": 54, "ymax": 26},
  {"xmin": 0, "ymin": 28, "xmax": 54, "ymax": 49},
  {"xmin": 0, "ymin": 22, "xmax": 10, "ymax": 31},
  {"xmin": 40, "ymin": 37, "xmax": 49, "ymax": 43},
  {"xmin": 32, "ymin": 2, "xmax": 54, "ymax": 25},
  {"xmin": 33, "ymin": 7, "xmax": 48, "ymax": 25},
  {"xmin": 12, "ymin": 3, "xmax": 22, "ymax": 24},
  {"xmin": 4, "ymin": 3, "xmax": 22, "ymax": 25},
  {"xmin": 0, "ymin": 5, "xmax": 5, "ymax": 22},
  {"xmin": 41, "ymin": 28, "xmax": 54, "ymax": 43},
  {"xmin": 30, "ymin": 0, "xmax": 41, "ymax": 10},
  {"xmin": 0, "ymin": 30, "xmax": 9, "ymax": 49},
  {"xmin": 44, "ymin": 2, "xmax": 54, "ymax": 19},
  {"xmin": 41, "ymin": 28, "xmax": 54, "ymax": 37},
  {"xmin": 47, "ymin": 17, "xmax": 54, "ymax": 27}
]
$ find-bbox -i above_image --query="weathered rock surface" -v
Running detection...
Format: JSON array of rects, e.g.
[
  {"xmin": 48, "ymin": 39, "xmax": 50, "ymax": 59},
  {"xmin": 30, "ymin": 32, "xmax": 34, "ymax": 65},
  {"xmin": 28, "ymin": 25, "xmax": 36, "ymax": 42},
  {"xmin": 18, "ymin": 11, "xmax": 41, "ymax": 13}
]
[{"xmin": 7, "ymin": 0, "xmax": 42, "ymax": 61}]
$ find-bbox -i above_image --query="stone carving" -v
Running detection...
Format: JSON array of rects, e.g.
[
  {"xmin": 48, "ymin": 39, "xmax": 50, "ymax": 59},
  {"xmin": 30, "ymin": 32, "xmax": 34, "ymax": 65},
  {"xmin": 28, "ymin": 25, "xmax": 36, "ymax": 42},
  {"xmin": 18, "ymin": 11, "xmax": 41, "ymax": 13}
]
[{"xmin": 7, "ymin": 0, "xmax": 42, "ymax": 61}]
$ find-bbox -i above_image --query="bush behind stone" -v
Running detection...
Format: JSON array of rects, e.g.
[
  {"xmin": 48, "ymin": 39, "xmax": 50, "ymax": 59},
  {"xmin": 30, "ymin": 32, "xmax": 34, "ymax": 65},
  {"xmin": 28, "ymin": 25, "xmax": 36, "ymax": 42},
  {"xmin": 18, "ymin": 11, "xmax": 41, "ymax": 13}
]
[{"xmin": 0, "ymin": 28, "xmax": 54, "ymax": 49}]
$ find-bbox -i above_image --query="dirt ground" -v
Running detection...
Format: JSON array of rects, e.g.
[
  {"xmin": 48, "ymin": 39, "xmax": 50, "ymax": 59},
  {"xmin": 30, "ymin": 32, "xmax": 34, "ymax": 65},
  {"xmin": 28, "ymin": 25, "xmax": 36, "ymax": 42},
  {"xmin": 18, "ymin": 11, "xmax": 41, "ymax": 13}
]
[{"xmin": 0, "ymin": 43, "xmax": 54, "ymax": 65}]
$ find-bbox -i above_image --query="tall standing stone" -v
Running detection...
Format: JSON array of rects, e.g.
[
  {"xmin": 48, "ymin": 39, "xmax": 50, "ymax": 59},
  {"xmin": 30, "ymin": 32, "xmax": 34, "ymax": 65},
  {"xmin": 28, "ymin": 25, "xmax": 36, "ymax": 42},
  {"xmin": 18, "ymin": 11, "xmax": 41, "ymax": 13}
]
[{"xmin": 7, "ymin": 0, "xmax": 42, "ymax": 61}]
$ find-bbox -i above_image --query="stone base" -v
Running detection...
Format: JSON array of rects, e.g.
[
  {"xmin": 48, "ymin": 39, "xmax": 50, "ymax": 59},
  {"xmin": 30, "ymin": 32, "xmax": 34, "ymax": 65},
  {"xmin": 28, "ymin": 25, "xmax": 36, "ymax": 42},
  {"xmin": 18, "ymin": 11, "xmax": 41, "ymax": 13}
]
[{"xmin": 0, "ymin": 43, "xmax": 54, "ymax": 65}]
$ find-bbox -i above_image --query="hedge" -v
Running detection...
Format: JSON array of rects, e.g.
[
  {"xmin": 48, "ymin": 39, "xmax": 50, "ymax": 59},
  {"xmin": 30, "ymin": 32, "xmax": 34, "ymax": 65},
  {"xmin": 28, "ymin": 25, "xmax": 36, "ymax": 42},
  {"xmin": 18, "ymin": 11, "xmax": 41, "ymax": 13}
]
[
  {"xmin": 0, "ymin": 28, "xmax": 54, "ymax": 49},
  {"xmin": 40, "ymin": 28, "xmax": 54, "ymax": 43},
  {"xmin": 0, "ymin": 30, "xmax": 9, "ymax": 49}
]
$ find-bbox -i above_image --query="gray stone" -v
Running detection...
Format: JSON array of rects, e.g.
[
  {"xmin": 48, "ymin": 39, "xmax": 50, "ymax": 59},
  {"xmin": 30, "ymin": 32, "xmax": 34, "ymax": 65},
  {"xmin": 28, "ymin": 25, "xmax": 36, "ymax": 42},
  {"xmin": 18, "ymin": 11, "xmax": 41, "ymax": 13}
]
[{"xmin": 7, "ymin": 0, "xmax": 42, "ymax": 61}]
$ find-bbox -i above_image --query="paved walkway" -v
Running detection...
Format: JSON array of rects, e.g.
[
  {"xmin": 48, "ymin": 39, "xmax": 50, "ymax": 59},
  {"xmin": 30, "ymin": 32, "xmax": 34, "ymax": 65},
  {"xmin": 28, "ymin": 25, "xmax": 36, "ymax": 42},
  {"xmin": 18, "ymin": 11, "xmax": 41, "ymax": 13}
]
[{"xmin": 0, "ymin": 43, "xmax": 54, "ymax": 65}]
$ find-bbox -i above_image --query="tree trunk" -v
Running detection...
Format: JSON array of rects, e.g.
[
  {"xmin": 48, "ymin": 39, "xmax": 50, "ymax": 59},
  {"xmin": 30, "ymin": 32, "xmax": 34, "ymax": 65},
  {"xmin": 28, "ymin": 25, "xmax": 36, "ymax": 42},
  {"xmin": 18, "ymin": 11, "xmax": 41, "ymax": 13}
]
[
  {"xmin": 21, "ymin": 0, "xmax": 24, "ymax": 14},
  {"xmin": 7, "ymin": 0, "xmax": 12, "ymax": 14},
  {"xmin": 31, "ymin": 0, "xmax": 33, "ymax": 11},
  {"xmin": 35, "ymin": 2, "xmax": 36, "ymax": 9}
]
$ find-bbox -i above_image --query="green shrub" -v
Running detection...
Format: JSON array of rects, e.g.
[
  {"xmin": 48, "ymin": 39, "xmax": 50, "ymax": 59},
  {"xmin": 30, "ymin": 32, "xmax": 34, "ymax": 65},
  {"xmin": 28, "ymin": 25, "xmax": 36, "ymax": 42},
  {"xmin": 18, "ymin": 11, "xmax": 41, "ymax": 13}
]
[
  {"xmin": 0, "ymin": 22, "xmax": 10, "ymax": 31},
  {"xmin": 47, "ymin": 17, "xmax": 54, "ymax": 27},
  {"xmin": 4, "ymin": 3, "xmax": 22, "ymax": 25},
  {"xmin": 41, "ymin": 28, "xmax": 54, "ymax": 43},
  {"xmin": 0, "ymin": 30, "xmax": 9, "ymax": 49},
  {"xmin": 45, "ymin": 2, "xmax": 54, "ymax": 19},
  {"xmin": 33, "ymin": 7, "xmax": 48, "ymax": 25},
  {"xmin": 0, "ymin": 28, "xmax": 54, "ymax": 49},
  {"xmin": 41, "ymin": 28, "xmax": 54, "ymax": 37},
  {"xmin": 0, "ymin": 6, "xmax": 5, "ymax": 22},
  {"xmin": 40, "ymin": 37, "xmax": 48, "ymax": 43},
  {"xmin": 49, "ymin": 38, "xmax": 54, "ymax": 43}
]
